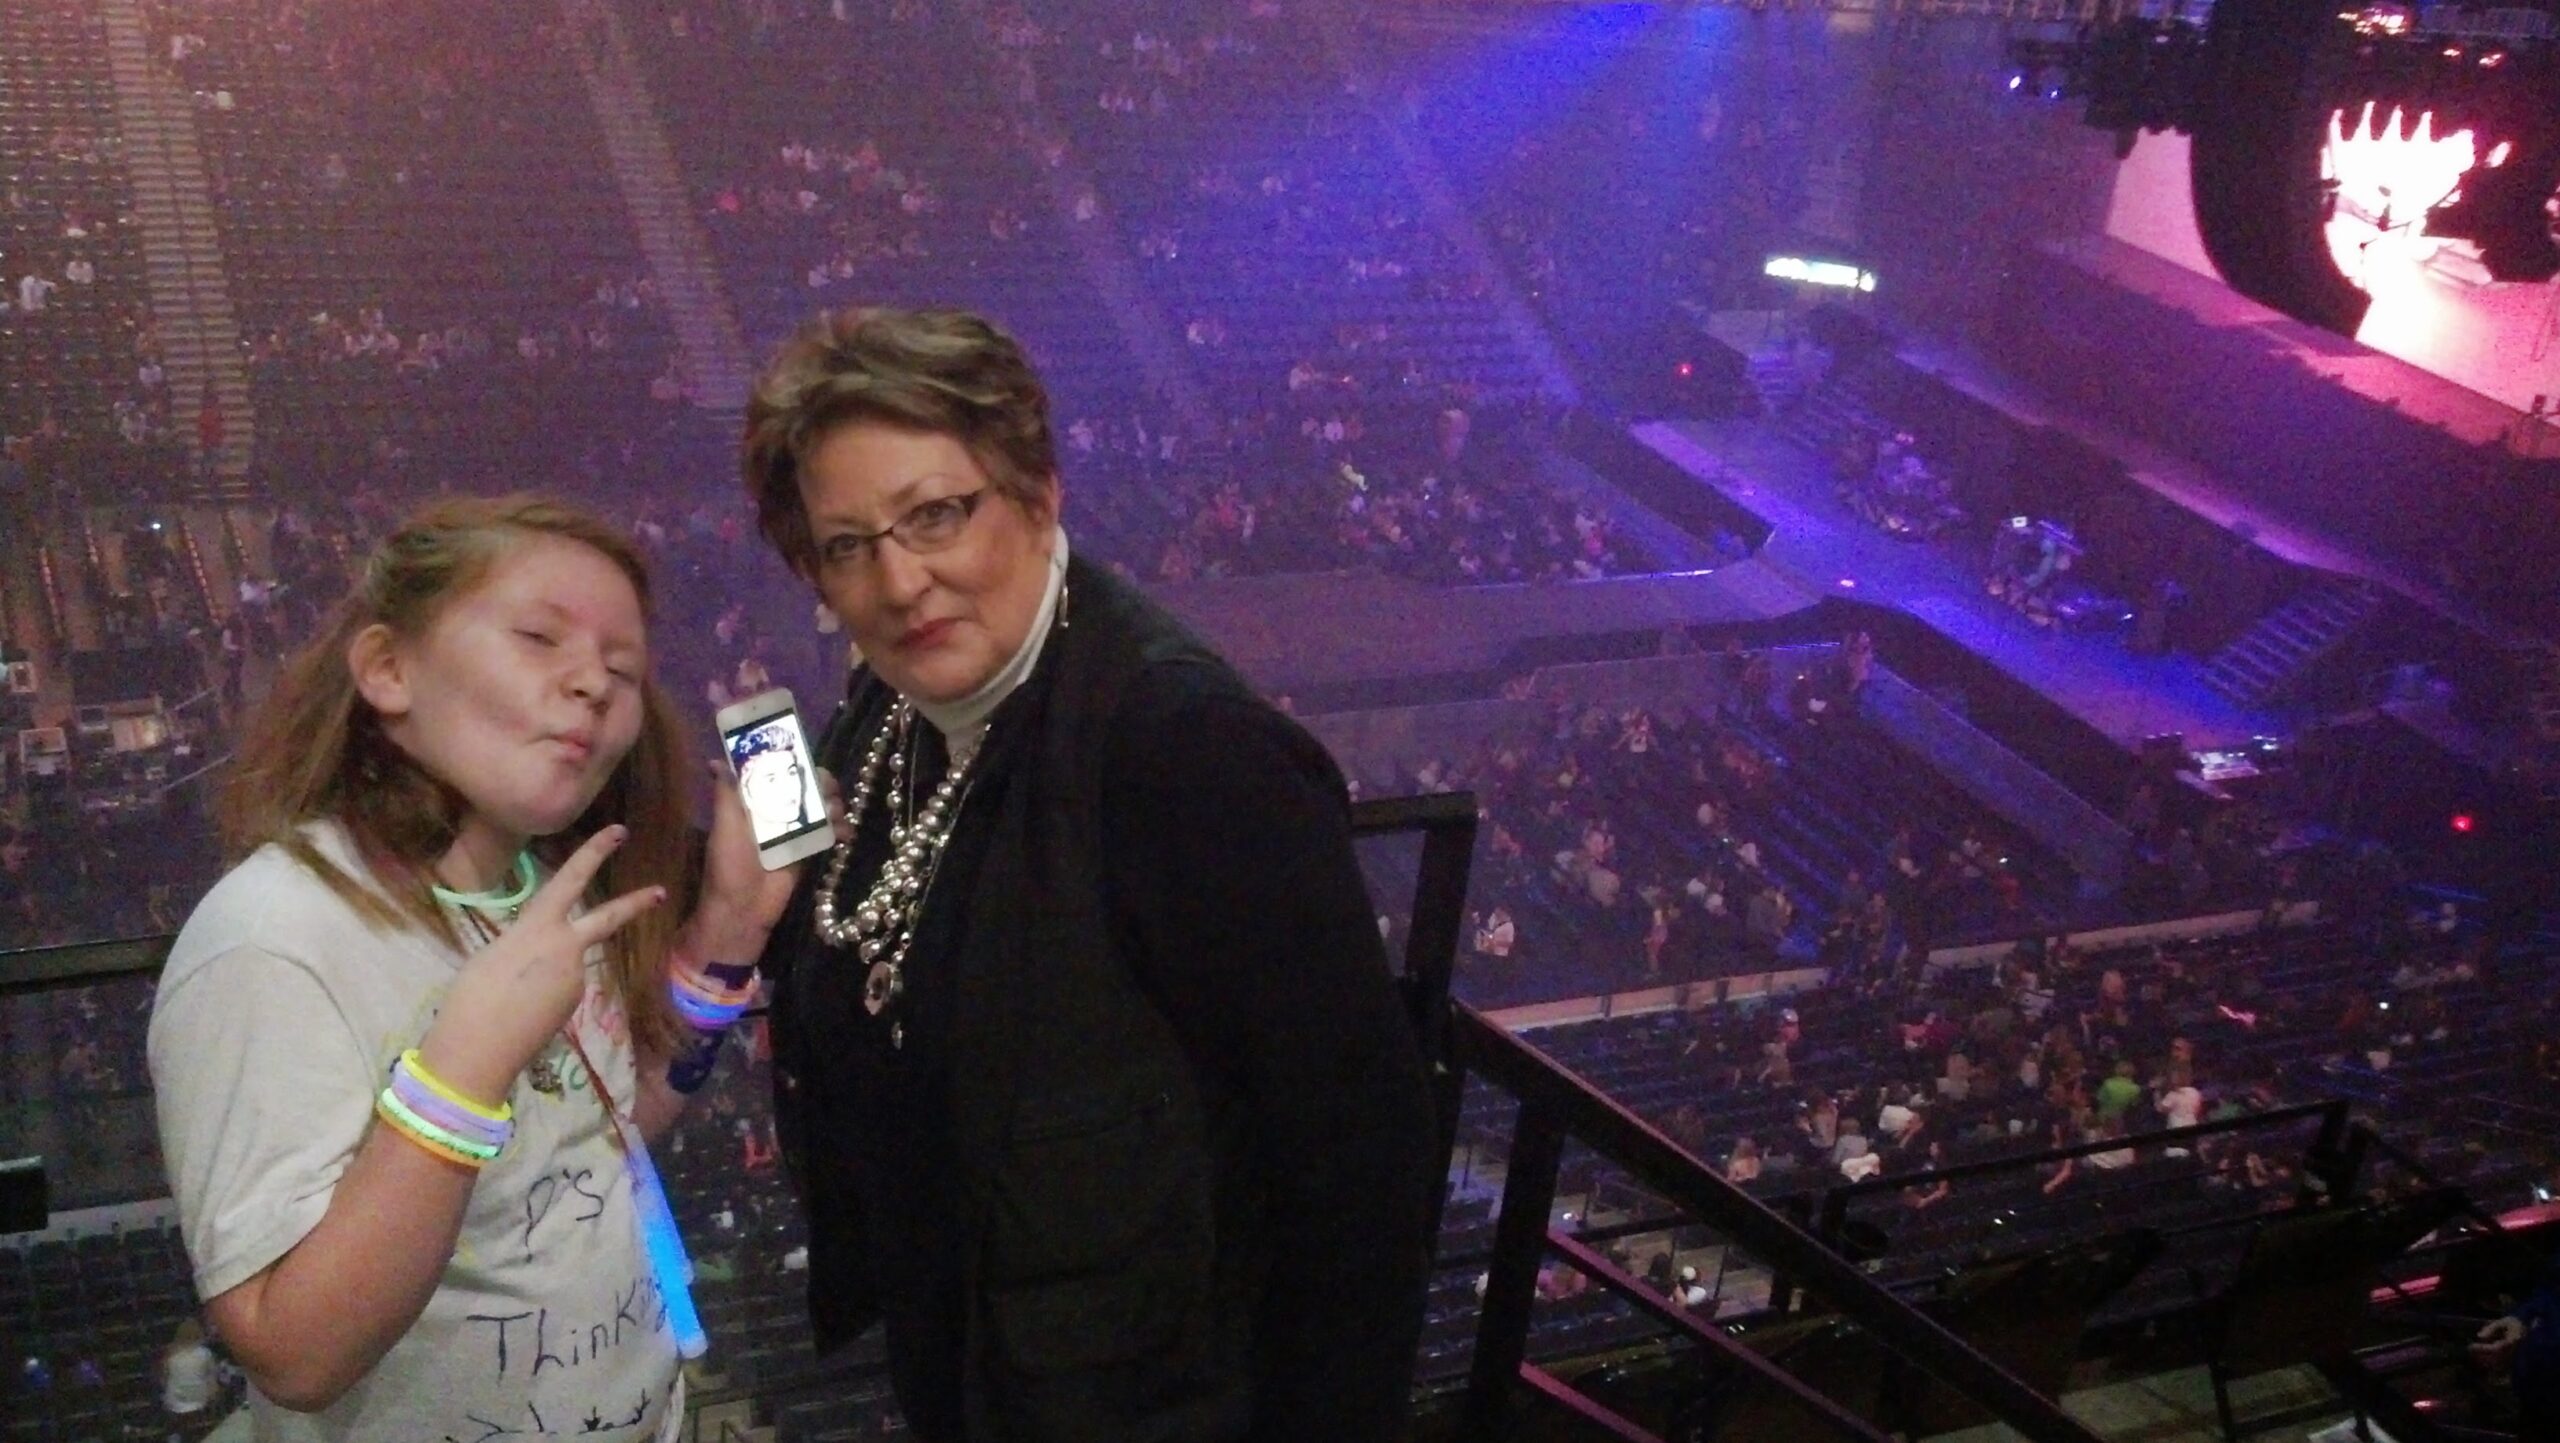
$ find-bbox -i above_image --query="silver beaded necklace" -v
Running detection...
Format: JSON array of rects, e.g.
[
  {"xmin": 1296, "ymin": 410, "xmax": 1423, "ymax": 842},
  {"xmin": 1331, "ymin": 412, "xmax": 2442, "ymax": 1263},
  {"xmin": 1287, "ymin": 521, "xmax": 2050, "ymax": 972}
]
[
  {"xmin": 811, "ymin": 569, "xmax": 1069, "ymax": 1047},
  {"xmin": 811, "ymin": 701, "xmax": 987, "ymax": 1042}
]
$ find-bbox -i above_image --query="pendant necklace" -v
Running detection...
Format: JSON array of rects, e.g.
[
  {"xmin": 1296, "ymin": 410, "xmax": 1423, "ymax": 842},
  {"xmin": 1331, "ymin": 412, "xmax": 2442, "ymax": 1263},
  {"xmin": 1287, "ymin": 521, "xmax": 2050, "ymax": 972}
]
[{"xmin": 811, "ymin": 701, "xmax": 986, "ymax": 1046}]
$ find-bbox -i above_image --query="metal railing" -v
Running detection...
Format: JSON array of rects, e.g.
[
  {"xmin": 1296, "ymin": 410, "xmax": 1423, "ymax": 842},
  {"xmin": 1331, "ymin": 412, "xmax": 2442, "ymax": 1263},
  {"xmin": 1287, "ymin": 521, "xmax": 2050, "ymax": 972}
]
[
  {"xmin": 1811, "ymin": 1099, "xmax": 2356, "ymax": 1251},
  {"xmin": 0, "ymin": 932, "xmax": 172, "ymax": 997},
  {"xmin": 1450, "ymin": 1007, "xmax": 2111, "ymax": 1443}
]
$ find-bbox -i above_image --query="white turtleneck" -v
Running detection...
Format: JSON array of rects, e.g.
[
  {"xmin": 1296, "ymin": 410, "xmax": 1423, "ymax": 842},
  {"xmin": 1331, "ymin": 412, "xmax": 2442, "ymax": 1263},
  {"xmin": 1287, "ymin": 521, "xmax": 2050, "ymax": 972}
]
[{"xmin": 911, "ymin": 527, "xmax": 1069, "ymax": 765}]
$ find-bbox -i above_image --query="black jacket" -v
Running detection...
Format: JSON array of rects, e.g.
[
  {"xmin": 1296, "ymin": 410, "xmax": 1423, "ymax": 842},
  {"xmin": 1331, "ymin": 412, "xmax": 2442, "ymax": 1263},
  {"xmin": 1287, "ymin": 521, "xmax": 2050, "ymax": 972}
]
[{"xmin": 761, "ymin": 557, "xmax": 1438, "ymax": 1442}]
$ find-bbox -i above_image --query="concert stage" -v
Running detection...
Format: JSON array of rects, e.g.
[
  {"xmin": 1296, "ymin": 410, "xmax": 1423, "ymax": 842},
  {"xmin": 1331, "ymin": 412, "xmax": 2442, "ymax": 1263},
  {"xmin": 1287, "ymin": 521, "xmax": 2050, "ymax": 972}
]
[{"xmin": 1634, "ymin": 418, "xmax": 2282, "ymax": 752}]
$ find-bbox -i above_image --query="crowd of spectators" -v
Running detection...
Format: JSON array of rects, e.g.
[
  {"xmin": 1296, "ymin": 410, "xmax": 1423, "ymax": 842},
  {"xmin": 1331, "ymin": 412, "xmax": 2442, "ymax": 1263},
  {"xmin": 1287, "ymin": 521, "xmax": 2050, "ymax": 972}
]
[
  {"xmin": 646, "ymin": 0, "xmax": 1116, "ymax": 400},
  {"xmin": 12, "ymin": 800, "xmax": 2543, "ymax": 1438},
  {"xmin": 712, "ymin": 133, "xmax": 973, "ymax": 292},
  {"xmin": 1013, "ymin": 0, "xmax": 1542, "ymax": 398},
  {"xmin": 142, "ymin": 0, "xmax": 685, "ymax": 495},
  {"xmin": 645, "ymin": 0, "xmax": 1604, "ymax": 586},
  {"xmin": 1704, "ymin": 899, "xmax": 2533, "ymax": 1212},
  {"xmin": 1331, "ymin": 644, "xmax": 2058, "ymax": 1006},
  {"xmin": 0, "ymin": 0, "xmax": 177, "ymax": 499},
  {"xmin": 1059, "ymin": 396, "xmax": 1655, "ymax": 585},
  {"xmin": 238, "ymin": 275, "xmax": 663, "ymax": 377},
  {"xmin": 1435, "ymin": 889, "xmax": 2560, "ymax": 1377},
  {"xmin": 2, "ymin": 169, "xmax": 162, "ymax": 451}
]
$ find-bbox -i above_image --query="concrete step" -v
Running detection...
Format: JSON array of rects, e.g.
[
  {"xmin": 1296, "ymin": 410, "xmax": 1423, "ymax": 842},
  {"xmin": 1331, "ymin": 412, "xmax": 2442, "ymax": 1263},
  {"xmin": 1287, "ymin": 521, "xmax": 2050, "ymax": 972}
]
[
  {"xmin": 2225, "ymin": 638, "xmax": 2301, "ymax": 674},
  {"xmin": 2208, "ymin": 646, "xmax": 2281, "ymax": 678},
  {"xmin": 100, "ymin": 0, "xmax": 259, "ymax": 514},
  {"xmin": 178, "ymin": 507, "xmax": 238, "ymax": 618},
  {"xmin": 2263, "ymin": 613, "xmax": 2330, "ymax": 646},
  {"xmin": 2217, "ymin": 639, "xmax": 2295, "ymax": 675},
  {"xmin": 2206, "ymin": 662, "xmax": 2279, "ymax": 697}
]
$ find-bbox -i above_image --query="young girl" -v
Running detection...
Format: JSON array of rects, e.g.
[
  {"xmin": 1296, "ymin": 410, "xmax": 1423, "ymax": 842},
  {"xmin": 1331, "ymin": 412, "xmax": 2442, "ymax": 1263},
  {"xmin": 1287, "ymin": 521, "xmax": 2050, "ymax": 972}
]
[{"xmin": 149, "ymin": 496, "xmax": 796, "ymax": 1441}]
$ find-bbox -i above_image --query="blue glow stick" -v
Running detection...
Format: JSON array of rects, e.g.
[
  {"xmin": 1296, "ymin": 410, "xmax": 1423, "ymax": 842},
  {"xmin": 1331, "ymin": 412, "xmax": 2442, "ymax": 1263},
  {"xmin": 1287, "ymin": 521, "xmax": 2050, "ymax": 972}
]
[{"xmin": 606, "ymin": 1107, "xmax": 708, "ymax": 1359}]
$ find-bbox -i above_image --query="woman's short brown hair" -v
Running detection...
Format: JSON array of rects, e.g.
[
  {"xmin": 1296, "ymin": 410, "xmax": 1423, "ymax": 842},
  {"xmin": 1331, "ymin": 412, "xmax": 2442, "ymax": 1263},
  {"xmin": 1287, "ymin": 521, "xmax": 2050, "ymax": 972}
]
[{"xmin": 742, "ymin": 306, "xmax": 1058, "ymax": 573}]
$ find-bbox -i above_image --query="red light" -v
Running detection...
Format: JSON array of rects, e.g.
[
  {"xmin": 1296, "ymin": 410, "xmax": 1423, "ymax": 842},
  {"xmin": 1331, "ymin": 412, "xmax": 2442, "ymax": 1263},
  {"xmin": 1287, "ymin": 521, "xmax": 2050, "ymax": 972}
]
[{"xmin": 2450, "ymin": 813, "xmax": 2475, "ymax": 833}]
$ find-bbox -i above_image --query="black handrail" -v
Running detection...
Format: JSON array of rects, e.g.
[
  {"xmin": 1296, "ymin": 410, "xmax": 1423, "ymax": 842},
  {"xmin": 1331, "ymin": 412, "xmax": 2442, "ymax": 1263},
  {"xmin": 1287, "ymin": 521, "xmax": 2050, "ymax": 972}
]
[
  {"xmin": 1350, "ymin": 789, "xmax": 1478, "ymax": 1251},
  {"xmin": 1540, "ymin": 1226, "xmax": 1893, "ymax": 1443},
  {"xmin": 0, "ymin": 794, "xmax": 1482, "ymax": 1003},
  {"xmin": 1455, "ymin": 1107, "xmax": 2347, "ymax": 1276},
  {"xmin": 2349, "ymin": 1121, "xmax": 2548, "ymax": 1267},
  {"xmin": 1453, "ymin": 1007, "xmax": 2110, "ymax": 1443},
  {"xmin": 1811, "ymin": 1099, "xmax": 2357, "ymax": 1262},
  {"xmin": 0, "ymin": 933, "xmax": 173, "ymax": 994},
  {"xmin": 1815, "ymin": 1099, "xmax": 2348, "ymax": 1213}
]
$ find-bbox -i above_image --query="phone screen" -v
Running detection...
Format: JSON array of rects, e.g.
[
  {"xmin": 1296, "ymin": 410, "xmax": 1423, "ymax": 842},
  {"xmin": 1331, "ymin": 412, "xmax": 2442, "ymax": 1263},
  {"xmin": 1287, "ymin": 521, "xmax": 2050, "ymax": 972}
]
[{"xmin": 723, "ymin": 707, "xmax": 830, "ymax": 850}]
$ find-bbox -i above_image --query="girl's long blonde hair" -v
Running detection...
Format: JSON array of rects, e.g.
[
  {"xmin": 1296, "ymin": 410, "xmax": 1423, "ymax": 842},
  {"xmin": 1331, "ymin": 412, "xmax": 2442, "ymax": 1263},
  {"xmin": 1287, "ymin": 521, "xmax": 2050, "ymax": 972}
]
[{"xmin": 222, "ymin": 494, "xmax": 692, "ymax": 1059}]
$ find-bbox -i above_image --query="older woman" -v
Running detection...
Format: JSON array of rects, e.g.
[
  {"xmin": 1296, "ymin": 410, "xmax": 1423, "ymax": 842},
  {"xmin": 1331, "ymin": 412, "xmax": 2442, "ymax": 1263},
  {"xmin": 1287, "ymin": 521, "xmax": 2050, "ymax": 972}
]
[{"xmin": 736, "ymin": 306, "xmax": 1438, "ymax": 1442}]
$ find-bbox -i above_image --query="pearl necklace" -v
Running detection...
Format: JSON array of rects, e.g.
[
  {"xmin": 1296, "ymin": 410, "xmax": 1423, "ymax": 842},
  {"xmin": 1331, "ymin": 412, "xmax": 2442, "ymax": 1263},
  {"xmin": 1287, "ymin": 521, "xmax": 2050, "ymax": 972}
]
[{"xmin": 812, "ymin": 701, "xmax": 987, "ymax": 1035}]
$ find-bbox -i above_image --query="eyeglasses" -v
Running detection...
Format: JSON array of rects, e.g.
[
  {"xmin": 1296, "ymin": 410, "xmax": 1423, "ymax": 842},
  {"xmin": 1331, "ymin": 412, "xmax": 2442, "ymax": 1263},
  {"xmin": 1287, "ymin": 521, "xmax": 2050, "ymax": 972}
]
[{"xmin": 818, "ymin": 489, "xmax": 990, "ymax": 568}]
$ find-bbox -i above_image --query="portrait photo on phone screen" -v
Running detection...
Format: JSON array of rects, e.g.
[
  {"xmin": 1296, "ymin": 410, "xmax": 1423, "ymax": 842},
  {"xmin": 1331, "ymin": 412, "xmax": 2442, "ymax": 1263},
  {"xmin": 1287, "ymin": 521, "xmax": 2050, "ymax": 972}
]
[{"xmin": 726, "ymin": 716, "xmax": 827, "ymax": 847}]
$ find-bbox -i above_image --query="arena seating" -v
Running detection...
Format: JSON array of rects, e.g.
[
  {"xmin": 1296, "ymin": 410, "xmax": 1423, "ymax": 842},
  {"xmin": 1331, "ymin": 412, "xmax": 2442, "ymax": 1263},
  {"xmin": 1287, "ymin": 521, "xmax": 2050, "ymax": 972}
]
[
  {"xmin": 625, "ymin": 0, "xmax": 1635, "ymax": 587},
  {"xmin": 1350, "ymin": 659, "xmax": 2076, "ymax": 1008},
  {"xmin": 158, "ymin": 0, "xmax": 676, "ymax": 494},
  {"xmin": 3, "ymin": 6, "xmax": 2555, "ymax": 1441},
  {"xmin": 0, "ymin": 0, "xmax": 164, "ymax": 490},
  {"xmin": 1016, "ymin": 0, "xmax": 1551, "ymax": 408},
  {"xmin": 628, "ymin": 0, "xmax": 1143, "ymax": 419},
  {"xmin": 0, "ymin": 1220, "xmax": 216, "ymax": 1440},
  {"xmin": 1408, "ymin": 920, "xmax": 2560, "ymax": 1383}
]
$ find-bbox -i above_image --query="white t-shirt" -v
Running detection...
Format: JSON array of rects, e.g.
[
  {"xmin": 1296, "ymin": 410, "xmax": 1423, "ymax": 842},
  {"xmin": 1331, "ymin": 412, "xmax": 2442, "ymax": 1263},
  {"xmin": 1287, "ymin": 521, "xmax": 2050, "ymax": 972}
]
[
  {"xmin": 148, "ymin": 822, "xmax": 682, "ymax": 1443},
  {"xmin": 2158, "ymin": 1085, "xmax": 2203, "ymax": 1130}
]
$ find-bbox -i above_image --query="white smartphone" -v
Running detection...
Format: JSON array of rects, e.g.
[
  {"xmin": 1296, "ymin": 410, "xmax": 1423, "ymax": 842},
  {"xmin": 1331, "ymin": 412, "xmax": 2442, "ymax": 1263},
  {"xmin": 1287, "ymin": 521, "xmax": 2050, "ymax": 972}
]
[{"xmin": 715, "ymin": 687, "xmax": 836, "ymax": 869}]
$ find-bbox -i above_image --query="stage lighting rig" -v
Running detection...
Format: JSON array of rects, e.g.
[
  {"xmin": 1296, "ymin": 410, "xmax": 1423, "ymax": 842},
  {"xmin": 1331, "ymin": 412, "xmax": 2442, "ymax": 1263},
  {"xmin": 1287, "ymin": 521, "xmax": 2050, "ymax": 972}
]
[
  {"xmin": 2004, "ymin": 10, "xmax": 2214, "ymax": 155},
  {"xmin": 2078, "ymin": 16, "xmax": 2213, "ymax": 152}
]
